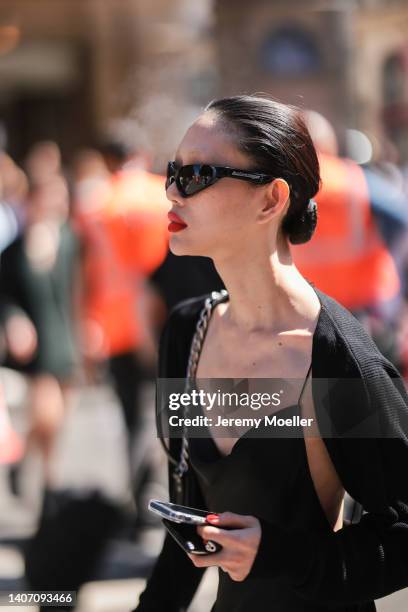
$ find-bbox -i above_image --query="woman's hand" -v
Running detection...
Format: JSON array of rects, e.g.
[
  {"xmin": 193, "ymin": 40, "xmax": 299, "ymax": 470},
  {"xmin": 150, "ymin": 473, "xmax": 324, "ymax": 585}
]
[{"xmin": 187, "ymin": 511, "xmax": 261, "ymax": 582}]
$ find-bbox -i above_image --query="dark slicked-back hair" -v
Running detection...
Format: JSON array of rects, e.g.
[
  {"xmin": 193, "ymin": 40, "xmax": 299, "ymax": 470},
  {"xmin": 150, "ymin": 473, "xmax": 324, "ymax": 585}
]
[{"xmin": 206, "ymin": 95, "xmax": 320, "ymax": 244}]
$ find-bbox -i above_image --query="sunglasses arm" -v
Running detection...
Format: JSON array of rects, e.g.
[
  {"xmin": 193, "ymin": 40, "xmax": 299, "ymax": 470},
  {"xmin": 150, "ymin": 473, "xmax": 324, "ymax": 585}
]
[{"xmin": 215, "ymin": 167, "xmax": 274, "ymax": 184}]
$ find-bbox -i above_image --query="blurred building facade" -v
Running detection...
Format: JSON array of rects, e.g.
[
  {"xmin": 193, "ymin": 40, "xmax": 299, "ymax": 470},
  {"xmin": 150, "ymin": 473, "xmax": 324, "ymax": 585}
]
[
  {"xmin": 0, "ymin": 0, "xmax": 407, "ymax": 167},
  {"xmin": 0, "ymin": 0, "xmax": 216, "ymax": 168},
  {"xmin": 214, "ymin": 0, "xmax": 408, "ymax": 162}
]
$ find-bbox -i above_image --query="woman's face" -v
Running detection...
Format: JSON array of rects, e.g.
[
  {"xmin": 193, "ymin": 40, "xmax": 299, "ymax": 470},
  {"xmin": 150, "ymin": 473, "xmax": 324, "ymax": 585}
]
[{"xmin": 166, "ymin": 112, "xmax": 275, "ymax": 260}]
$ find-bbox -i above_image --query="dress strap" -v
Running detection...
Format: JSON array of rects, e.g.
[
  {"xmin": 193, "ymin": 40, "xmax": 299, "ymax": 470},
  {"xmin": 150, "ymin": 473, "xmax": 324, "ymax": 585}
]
[{"xmin": 298, "ymin": 361, "xmax": 312, "ymax": 406}]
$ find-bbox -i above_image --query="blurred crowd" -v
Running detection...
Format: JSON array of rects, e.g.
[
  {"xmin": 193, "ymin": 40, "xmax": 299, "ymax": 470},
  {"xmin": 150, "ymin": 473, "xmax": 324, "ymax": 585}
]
[
  {"xmin": 0, "ymin": 140, "xmax": 166, "ymax": 497},
  {"xmin": 0, "ymin": 111, "xmax": 408, "ymax": 605},
  {"xmin": 0, "ymin": 134, "xmax": 223, "ymax": 527}
]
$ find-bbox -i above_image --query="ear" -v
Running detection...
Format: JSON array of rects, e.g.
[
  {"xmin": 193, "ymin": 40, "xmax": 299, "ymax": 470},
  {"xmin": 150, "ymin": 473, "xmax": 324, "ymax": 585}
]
[{"xmin": 256, "ymin": 178, "xmax": 290, "ymax": 224}]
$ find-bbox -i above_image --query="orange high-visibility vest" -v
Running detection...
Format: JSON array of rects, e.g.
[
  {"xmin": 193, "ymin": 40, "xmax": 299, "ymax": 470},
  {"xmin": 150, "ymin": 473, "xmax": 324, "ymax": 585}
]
[
  {"xmin": 105, "ymin": 168, "xmax": 169, "ymax": 276},
  {"xmin": 292, "ymin": 154, "xmax": 400, "ymax": 310},
  {"xmin": 76, "ymin": 169, "xmax": 168, "ymax": 358}
]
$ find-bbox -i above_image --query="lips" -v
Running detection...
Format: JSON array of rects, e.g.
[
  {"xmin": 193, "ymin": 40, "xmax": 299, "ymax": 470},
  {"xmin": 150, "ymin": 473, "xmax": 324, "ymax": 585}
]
[{"xmin": 168, "ymin": 211, "xmax": 187, "ymax": 226}]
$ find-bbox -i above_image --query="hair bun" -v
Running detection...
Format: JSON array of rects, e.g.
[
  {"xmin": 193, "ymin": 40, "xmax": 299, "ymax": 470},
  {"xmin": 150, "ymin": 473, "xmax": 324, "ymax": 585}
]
[{"xmin": 287, "ymin": 199, "xmax": 318, "ymax": 245}]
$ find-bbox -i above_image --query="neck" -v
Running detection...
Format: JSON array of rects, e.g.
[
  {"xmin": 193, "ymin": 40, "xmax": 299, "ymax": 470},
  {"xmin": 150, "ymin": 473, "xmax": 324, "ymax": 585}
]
[{"xmin": 212, "ymin": 231, "xmax": 318, "ymax": 334}]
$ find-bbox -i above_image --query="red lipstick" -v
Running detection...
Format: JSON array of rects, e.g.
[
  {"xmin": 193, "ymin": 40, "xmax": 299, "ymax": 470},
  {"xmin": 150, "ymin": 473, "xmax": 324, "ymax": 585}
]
[{"xmin": 168, "ymin": 211, "xmax": 188, "ymax": 233}]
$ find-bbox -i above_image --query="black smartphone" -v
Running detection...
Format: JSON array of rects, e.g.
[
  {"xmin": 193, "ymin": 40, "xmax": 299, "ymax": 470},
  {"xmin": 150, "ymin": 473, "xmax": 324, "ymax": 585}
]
[{"xmin": 148, "ymin": 499, "xmax": 225, "ymax": 555}]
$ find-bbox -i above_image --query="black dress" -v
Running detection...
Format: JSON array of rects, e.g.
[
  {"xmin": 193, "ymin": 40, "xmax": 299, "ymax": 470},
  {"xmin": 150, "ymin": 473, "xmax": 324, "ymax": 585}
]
[{"xmin": 188, "ymin": 365, "xmax": 368, "ymax": 612}]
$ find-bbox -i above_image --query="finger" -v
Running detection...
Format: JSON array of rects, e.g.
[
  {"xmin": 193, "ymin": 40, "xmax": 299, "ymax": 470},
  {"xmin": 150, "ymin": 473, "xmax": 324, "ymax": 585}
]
[
  {"xmin": 196, "ymin": 525, "xmax": 234, "ymax": 545},
  {"xmin": 187, "ymin": 551, "xmax": 227, "ymax": 568},
  {"xmin": 197, "ymin": 524, "xmax": 247, "ymax": 546},
  {"xmin": 207, "ymin": 511, "xmax": 256, "ymax": 529}
]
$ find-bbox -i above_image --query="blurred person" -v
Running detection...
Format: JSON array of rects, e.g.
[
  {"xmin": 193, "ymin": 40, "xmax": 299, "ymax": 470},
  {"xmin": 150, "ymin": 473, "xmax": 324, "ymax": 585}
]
[
  {"xmin": 368, "ymin": 133, "xmax": 405, "ymax": 190},
  {"xmin": 361, "ymin": 134, "xmax": 408, "ymax": 373},
  {"xmin": 0, "ymin": 154, "xmax": 26, "ymax": 252},
  {"xmin": 25, "ymin": 140, "xmax": 62, "ymax": 185},
  {"xmin": 0, "ymin": 172, "xmax": 79, "ymax": 498},
  {"xmin": 73, "ymin": 142, "xmax": 169, "ymax": 529},
  {"xmin": 292, "ymin": 110, "xmax": 408, "ymax": 368},
  {"xmin": 0, "ymin": 152, "xmax": 28, "ymax": 251},
  {"xmin": 71, "ymin": 148, "xmax": 114, "ymax": 382},
  {"xmin": 0, "ymin": 155, "xmax": 27, "ymax": 467},
  {"xmin": 0, "ymin": 198, "xmax": 23, "ymax": 253},
  {"xmin": 0, "ymin": 382, "xmax": 24, "ymax": 465},
  {"xmin": 0, "ymin": 152, "xmax": 29, "ymax": 206},
  {"xmin": 72, "ymin": 148, "xmax": 111, "ymax": 215}
]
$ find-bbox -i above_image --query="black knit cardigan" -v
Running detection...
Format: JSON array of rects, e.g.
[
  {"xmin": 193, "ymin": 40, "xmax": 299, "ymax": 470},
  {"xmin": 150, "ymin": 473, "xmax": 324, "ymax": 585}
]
[{"xmin": 133, "ymin": 286, "xmax": 408, "ymax": 611}]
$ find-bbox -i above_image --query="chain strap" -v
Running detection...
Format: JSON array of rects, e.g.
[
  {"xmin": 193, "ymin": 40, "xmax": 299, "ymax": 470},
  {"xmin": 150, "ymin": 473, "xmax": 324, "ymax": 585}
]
[{"xmin": 172, "ymin": 289, "xmax": 228, "ymax": 499}]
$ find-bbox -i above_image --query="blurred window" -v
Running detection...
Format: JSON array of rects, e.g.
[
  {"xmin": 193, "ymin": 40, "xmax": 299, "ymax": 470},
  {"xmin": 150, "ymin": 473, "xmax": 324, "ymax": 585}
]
[
  {"xmin": 383, "ymin": 52, "xmax": 406, "ymax": 106},
  {"xmin": 260, "ymin": 25, "xmax": 322, "ymax": 76}
]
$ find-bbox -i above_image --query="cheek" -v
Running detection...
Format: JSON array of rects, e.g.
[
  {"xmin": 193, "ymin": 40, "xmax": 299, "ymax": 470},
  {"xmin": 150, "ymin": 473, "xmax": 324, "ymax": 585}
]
[
  {"xmin": 169, "ymin": 188, "xmax": 254, "ymax": 257},
  {"xmin": 212, "ymin": 193, "xmax": 254, "ymax": 239}
]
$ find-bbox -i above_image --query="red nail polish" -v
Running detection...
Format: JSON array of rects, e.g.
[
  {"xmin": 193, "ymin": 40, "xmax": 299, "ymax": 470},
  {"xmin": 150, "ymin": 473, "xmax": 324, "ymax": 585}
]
[{"xmin": 206, "ymin": 514, "xmax": 220, "ymax": 523}]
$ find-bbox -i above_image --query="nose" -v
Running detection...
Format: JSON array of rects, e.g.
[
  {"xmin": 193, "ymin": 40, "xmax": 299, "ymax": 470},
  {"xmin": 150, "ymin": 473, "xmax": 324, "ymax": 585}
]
[{"xmin": 166, "ymin": 179, "xmax": 184, "ymax": 204}]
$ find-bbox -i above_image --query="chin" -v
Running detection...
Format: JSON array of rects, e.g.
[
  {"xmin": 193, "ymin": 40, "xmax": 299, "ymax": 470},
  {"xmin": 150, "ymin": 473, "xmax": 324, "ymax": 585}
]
[{"xmin": 169, "ymin": 232, "xmax": 215, "ymax": 258}]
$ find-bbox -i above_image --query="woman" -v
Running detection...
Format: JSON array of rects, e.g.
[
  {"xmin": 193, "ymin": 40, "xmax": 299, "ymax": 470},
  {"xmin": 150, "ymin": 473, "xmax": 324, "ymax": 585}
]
[{"xmin": 133, "ymin": 96, "xmax": 408, "ymax": 611}]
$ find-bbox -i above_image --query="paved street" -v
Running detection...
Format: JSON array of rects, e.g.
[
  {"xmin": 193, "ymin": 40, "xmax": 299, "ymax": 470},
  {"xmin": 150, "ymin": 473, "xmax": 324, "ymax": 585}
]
[
  {"xmin": 0, "ymin": 370, "xmax": 218, "ymax": 612},
  {"xmin": 0, "ymin": 368, "xmax": 406, "ymax": 611}
]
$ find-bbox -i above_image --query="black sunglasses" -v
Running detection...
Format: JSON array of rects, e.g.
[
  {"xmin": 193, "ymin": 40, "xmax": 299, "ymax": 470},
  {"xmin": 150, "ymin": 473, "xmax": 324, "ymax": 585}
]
[{"xmin": 166, "ymin": 161, "xmax": 275, "ymax": 197}]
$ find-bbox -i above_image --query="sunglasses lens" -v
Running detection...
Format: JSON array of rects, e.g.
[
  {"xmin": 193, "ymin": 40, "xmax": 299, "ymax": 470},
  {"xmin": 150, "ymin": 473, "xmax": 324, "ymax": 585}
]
[
  {"xmin": 177, "ymin": 165, "xmax": 194, "ymax": 194},
  {"xmin": 165, "ymin": 162, "xmax": 176, "ymax": 190},
  {"xmin": 181, "ymin": 164, "xmax": 215, "ymax": 196}
]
